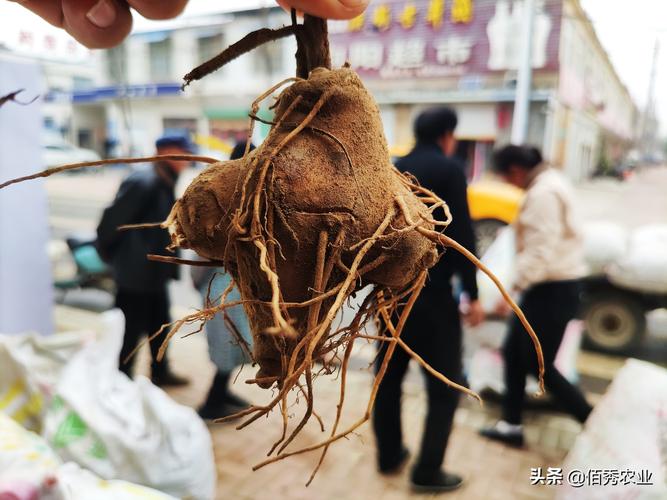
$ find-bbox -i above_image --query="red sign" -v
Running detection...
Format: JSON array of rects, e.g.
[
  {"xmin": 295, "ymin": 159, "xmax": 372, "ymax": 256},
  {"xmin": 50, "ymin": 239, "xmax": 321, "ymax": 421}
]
[{"xmin": 329, "ymin": 0, "xmax": 562, "ymax": 79}]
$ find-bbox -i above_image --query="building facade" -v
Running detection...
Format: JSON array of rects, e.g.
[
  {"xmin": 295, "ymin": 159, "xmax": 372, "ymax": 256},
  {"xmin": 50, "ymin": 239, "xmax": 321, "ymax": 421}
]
[
  {"xmin": 0, "ymin": 16, "xmax": 98, "ymax": 147},
  {"xmin": 329, "ymin": 0, "xmax": 637, "ymax": 180},
  {"xmin": 57, "ymin": 0, "xmax": 635, "ymax": 180},
  {"xmin": 71, "ymin": 7, "xmax": 297, "ymax": 158}
]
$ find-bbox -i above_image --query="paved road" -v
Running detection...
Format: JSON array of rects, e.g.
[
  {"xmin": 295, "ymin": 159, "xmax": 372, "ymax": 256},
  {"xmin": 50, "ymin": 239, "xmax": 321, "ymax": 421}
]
[{"xmin": 46, "ymin": 167, "xmax": 667, "ymax": 499}]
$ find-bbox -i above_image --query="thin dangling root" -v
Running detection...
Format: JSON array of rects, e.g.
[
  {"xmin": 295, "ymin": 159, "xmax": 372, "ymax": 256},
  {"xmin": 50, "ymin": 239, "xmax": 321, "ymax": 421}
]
[
  {"xmin": 252, "ymin": 271, "xmax": 427, "ymax": 472},
  {"xmin": 0, "ymin": 155, "xmax": 219, "ymax": 190},
  {"xmin": 146, "ymin": 254, "xmax": 224, "ymax": 267},
  {"xmin": 393, "ymin": 195, "xmax": 546, "ymax": 394},
  {"xmin": 118, "ymin": 222, "xmax": 164, "ymax": 231},
  {"xmin": 378, "ymin": 304, "xmax": 482, "ymax": 404},
  {"xmin": 0, "ymin": 89, "xmax": 38, "ymax": 107}
]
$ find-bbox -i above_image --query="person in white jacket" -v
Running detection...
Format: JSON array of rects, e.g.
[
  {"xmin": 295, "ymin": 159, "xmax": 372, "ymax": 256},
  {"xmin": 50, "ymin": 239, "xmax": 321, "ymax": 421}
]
[{"xmin": 481, "ymin": 145, "xmax": 592, "ymax": 447}]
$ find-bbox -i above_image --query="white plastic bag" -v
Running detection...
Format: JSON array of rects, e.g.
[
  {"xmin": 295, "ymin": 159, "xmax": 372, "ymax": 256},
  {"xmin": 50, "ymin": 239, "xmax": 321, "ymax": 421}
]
[
  {"xmin": 42, "ymin": 310, "xmax": 216, "ymax": 500},
  {"xmin": 0, "ymin": 332, "xmax": 89, "ymax": 432},
  {"xmin": 54, "ymin": 463, "xmax": 177, "ymax": 500},
  {"xmin": 477, "ymin": 226, "xmax": 516, "ymax": 314},
  {"xmin": 608, "ymin": 224, "xmax": 667, "ymax": 293},
  {"xmin": 582, "ymin": 222, "xmax": 628, "ymax": 275},
  {"xmin": 0, "ymin": 411, "xmax": 61, "ymax": 487},
  {"xmin": 558, "ymin": 359, "xmax": 667, "ymax": 499},
  {"xmin": 0, "ymin": 413, "xmax": 176, "ymax": 500}
]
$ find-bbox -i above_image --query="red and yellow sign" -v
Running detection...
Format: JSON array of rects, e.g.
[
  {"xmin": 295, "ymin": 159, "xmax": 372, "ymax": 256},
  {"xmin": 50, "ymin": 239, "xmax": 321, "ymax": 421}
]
[
  {"xmin": 348, "ymin": 13, "xmax": 365, "ymax": 31},
  {"xmin": 426, "ymin": 0, "xmax": 446, "ymax": 29},
  {"xmin": 373, "ymin": 4, "xmax": 393, "ymax": 31},
  {"xmin": 451, "ymin": 0, "xmax": 473, "ymax": 24},
  {"xmin": 399, "ymin": 3, "xmax": 418, "ymax": 29}
]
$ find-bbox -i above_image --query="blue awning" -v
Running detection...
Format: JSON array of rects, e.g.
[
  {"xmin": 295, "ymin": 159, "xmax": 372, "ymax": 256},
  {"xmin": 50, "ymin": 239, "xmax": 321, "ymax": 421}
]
[{"xmin": 49, "ymin": 83, "xmax": 183, "ymax": 103}]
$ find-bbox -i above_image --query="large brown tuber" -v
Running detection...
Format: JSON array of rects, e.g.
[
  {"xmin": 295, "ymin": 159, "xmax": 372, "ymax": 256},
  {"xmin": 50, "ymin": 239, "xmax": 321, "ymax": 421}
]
[{"xmin": 170, "ymin": 67, "xmax": 439, "ymax": 386}]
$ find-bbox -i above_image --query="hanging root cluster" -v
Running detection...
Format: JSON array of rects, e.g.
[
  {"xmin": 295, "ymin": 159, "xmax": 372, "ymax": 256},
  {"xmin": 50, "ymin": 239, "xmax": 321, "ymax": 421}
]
[{"xmin": 0, "ymin": 14, "xmax": 545, "ymax": 483}]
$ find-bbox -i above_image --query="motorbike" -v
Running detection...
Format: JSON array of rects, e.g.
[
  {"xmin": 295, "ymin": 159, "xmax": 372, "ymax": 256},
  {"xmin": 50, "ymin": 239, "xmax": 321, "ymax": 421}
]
[{"xmin": 50, "ymin": 235, "xmax": 115, "ymax": 297}]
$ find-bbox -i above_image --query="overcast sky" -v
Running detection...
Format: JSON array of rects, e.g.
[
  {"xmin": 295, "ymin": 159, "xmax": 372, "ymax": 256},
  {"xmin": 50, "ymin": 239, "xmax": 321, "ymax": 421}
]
[
  {"xmin": 580, "ymin": 0, "xmax": 666, "ymax": 129},
  {"xmin": 1, "ymin": 0, "xmax": 665, "ymax": 133}
]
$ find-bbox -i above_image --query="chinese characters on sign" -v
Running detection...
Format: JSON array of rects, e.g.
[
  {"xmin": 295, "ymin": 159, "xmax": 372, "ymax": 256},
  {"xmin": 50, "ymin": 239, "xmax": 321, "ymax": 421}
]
[
  {"xmin": 399, "ymin": 3, "xmax": 418, "ymax": 29},
  {"xmin": 452, "ymin": 0, "xmax": 474, "ymax": 24},
  {"xmin": 388, "ymin": 39, "xmax": 427, "ymax": 68},
  {"xmin": 373, "ymin": 4, "xmax": 393, "ymax": 30},
  {"xmin": 349, "ymin": 40, "xmax": 385, "ymax": 70},
  {"xmin": 434, "ymin": 36, "xmax": 473, "ymax": 65},
  {"xmin": 336, "ymin": 35, "xmax": 473, "ymax": 78},
  {"xmin": 426, "ymin": 0, "xmax": 446, "ymax": 28},
  {"xmin": 330, "ymin": 0, "xmax": 560, "ymax": 79},
  {"xmin": 530, "ymin": 468, "xmax": 655, "ymax": 488},
  {"xmin": 350, "ymin": 0, "xmax": 475, "ymax": 31}
]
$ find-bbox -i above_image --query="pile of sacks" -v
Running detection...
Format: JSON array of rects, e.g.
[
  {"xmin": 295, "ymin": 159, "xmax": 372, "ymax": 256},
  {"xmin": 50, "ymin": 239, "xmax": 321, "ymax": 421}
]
[
  {"xmin": 0, "ymin": 311, "xmax": 215, "ymax": 500},
  {"xmin": 478, "ymin": 223, "xmax": 667, "ymax": 314}
]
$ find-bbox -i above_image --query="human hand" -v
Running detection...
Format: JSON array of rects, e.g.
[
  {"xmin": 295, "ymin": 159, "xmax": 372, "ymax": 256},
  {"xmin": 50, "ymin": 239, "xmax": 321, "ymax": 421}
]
[
  {"xmin": 12, "ymin": 0, "xmax": 188, "ymax": 49},
  {"xmin": 494, "ymin": 299, "xmax": 513, "ymax": 318},
  {"xmin": 464, "ymin": 299, "xmax": 485, "ymax": 327},
  {"xmin": 277, "ymin": 0, "xmax": 369, "ymax": 19},
  {"xmin": 13, "ymin": 0, "xmax": 369, "ymax": 49}
]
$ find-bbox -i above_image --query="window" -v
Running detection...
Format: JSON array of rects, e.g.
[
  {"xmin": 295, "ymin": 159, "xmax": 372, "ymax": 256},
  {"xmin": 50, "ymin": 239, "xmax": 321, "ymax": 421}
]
[
  {"xmin": 253, "ymin": 39, "xmax": 284, "ymax": 75},
  {"xmin": 78, "ymin": 129, "xmax": 93, "ymax": 149},
  {"xmin": 149, "ymin": 38, "xmax": 172, "ymax": 81},
  {"xmin": 198, "ymin": 33, "xmax": 224, "ymax": 64},
  {"xmin": 73, "ymin": 76, "xmax": 93, "ymax": 90},
  {"xmin": 163, "ymin": 118, "xmax": 197, "ymax": 138}
]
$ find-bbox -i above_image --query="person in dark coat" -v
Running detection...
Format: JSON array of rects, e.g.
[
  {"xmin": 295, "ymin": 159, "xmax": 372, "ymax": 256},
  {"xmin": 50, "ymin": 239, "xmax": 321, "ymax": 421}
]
[
  {"xmin": 97, "ymin": 135, "xmax": 193, "ymax": 387},
  {"xmin": 372, "ymin": 107, "xmax": 484, "ymax": 493}
]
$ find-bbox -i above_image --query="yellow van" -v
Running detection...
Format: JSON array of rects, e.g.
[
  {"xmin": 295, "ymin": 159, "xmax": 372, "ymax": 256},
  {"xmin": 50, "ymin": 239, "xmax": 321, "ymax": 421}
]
[{"xmin": 467, "ymin": 180, "xmax": 524, "ymax": 255}]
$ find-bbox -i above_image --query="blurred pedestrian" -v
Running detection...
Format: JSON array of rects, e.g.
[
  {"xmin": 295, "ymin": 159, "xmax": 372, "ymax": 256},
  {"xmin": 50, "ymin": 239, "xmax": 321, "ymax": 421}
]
[
  {"xmin": 481, "ymin": 145, "xmax": 592, "ymax": 446},
  {"xmin": 97, "ymin": 135, "xmax": 193, "ymax": 387},
  {"xmin": 193, "ymin": 140, "xmax": 256, "ymax": 419},
  {"xmin": 372, "ymin": 107, "xmax": 484, "ymax": 493},
  {"xmin": 191, "ymin": 268, "xmax": 253, "ymax": 419}
]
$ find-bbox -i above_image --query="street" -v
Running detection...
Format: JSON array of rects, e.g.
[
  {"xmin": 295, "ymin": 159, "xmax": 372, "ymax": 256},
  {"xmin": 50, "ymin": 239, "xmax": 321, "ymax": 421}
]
[{"xmin": 46, "ymin": 165, "xmax": 667, "ymax": 499}]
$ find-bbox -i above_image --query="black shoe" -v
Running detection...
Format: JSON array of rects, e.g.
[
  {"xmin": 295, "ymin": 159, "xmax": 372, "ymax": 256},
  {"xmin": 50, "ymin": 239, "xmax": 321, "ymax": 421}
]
[
  {"xmin": 378, "ymin": 447, "xmax": 410, "ymax": 475},
  {"xmin": 151, "ymin": 370, "xmax": 190, "ymax": 387},
  {"xmin": 198, "ymin": 401, "xmax": 246, "ymax": 421},
  {"xmin": 410, "ymin": 470, "xmax": 463, "ymax": 493},
  {"xmin": 480, "ymin": 422, "xmax": 525, "ymax": 448}
]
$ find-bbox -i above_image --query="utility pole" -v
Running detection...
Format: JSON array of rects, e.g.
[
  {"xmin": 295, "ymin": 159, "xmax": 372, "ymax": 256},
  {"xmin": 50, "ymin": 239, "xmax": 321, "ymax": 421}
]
[
  {"xmin": 511, "ymin": 0, "xmax": 536, "ymax": 145},
  {"xmin": 641, "ymin": 39, "xmax": 659, "ymax": 157}
]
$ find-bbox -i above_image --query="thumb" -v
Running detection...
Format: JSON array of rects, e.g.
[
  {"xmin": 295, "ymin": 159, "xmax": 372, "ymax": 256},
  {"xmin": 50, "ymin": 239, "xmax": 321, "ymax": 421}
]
[{"xmin": 279, "ymin": 0, "xmax": 369, "ymax": 20}]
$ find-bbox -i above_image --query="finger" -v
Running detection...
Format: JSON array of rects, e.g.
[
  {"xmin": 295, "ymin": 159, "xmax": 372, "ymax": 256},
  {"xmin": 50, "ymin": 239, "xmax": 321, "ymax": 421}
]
[
  {"xmin": 61, "ymin": 0, "xmax": 133, "ymax": 49},
  {"xmin": 9, "ymin": 1, "xmax": 65, "ymax": 27},
  {"xmin": 282, "ymin": 0, "xmax": 369, "ymax": 20},
  {"xmin": 127, "ymin": 0, "xmax": 188, "ymax": 20}
]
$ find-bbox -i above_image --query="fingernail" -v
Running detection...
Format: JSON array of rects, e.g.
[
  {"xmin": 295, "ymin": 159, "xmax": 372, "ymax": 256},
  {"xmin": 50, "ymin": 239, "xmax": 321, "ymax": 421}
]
[
  {"xmin": 86, "ymin": 0, "xmax": 116, "ymax": 29},
  {"xmin": 338, "ymin": 0, "xmax": 369, "ymax": 8}
]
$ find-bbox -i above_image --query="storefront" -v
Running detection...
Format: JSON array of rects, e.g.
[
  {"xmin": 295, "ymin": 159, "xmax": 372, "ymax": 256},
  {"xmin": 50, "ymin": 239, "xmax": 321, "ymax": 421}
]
[{"xmin": 329, "ymin": 0, "xmax": 563, "ymax": 177}]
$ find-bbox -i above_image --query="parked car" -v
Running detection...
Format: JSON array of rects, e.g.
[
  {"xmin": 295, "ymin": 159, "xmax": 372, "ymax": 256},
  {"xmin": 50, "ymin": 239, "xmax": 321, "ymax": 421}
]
[
  {"xmin": 42, "ymin": 133, "xmax": 100, "ymax": 168},
  {"xmin": 467, "ymin": 179, "xmax": 523, "ymax": 255},
  {"xmin": 580, "ymin": 276, "xmax": 667, "ymax": 353}
]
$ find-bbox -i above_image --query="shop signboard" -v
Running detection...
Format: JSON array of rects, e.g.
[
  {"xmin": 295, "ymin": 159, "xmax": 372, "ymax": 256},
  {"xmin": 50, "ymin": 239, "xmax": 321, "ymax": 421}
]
[{"xmin": 329, "ymin": 0, "xmax": 562, "ymax": 79}]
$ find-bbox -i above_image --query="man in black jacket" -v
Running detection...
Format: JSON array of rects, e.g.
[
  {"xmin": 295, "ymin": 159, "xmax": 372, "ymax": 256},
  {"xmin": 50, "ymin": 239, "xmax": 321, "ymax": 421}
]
[
  {"xmin": 372, "ymin": 107, "xmax": 484, "ymax": 492},
  {"xmin": 97, "ymin": 135, "xmax": 192, "ymax": 387}
]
